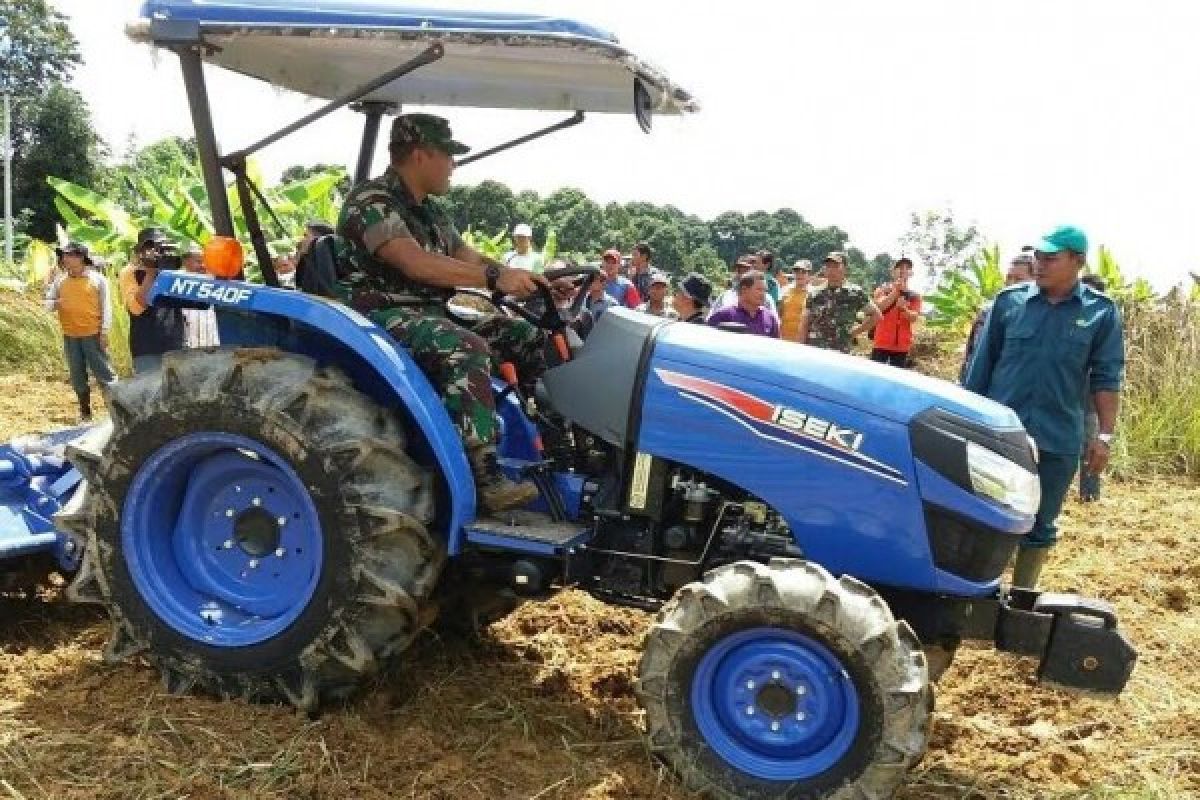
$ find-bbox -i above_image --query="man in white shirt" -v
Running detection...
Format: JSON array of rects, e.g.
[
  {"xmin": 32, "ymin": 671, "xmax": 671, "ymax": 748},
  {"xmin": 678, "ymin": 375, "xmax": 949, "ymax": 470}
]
[
  {"xmin": 504, "ymin": 223, "xmax": 544, "ymax": 273},
  {"xmin": 182, "ymin": 243, "xmax": 220, "ymax": 348}
]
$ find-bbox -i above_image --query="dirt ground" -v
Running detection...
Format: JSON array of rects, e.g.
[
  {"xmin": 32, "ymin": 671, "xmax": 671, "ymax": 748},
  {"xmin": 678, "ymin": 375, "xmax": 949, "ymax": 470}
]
[{"xmin": 1, "ymin": 374, "xmax": 1198, "ymax": 799}]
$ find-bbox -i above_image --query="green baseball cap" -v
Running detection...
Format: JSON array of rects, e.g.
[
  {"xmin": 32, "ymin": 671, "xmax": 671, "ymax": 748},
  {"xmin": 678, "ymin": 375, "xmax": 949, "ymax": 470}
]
[
  {"xmin": 389, "ymin": 113, "xmax": 470, "ymax": 156},
  {"xmin": 1036, "ymin": 225, "xmax": 1088, "ymax": 255}
]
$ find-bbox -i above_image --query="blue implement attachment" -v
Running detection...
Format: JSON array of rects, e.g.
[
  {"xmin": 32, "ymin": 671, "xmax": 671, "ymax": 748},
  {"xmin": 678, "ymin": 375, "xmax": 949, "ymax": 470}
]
[{"xmin": 0, "ymin": 427, "xmax": 88, "ymax": 571}]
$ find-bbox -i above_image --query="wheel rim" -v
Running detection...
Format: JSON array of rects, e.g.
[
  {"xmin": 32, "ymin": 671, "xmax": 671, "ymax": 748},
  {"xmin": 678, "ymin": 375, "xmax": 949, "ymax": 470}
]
[
  {"xmin": 690, "ymin": 626, "xmax": 861, "ymax": 781},
  {"xmin": 121, "ymin": 432, "xmax": 324, "ymax": 647}
]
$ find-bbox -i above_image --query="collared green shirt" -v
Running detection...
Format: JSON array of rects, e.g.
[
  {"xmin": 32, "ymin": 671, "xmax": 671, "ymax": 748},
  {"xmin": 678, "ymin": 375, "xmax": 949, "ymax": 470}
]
[{"xmin": 964, "ymin": 281, "xmax": 1124, "ymax": 455}]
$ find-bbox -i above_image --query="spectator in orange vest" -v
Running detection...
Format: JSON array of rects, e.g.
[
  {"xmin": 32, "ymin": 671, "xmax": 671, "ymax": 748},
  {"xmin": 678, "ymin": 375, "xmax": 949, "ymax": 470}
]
[
  {"xmin": 870, "ymin": 257, "xmax": 922, "ymax": 367},
  {"xmin": 44, "ymin": 243, "xmax": 116, "ymax": 421}
]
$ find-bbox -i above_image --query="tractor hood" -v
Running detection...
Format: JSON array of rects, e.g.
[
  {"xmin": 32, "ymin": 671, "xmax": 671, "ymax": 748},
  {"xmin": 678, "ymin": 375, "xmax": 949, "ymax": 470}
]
[
  {"xmin": 652, "ymin": 321, "xmax": 1021, "ymax": 431},
  {"xmin": 129, "ymin": 0, "xmax": 698, "ymax": 116}
]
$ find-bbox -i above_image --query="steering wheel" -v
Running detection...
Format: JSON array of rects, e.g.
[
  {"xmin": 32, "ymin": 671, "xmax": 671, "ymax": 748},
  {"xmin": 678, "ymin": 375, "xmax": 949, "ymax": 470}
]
[
  {"xmin": 549, "ymin": 265, "xmax": 603, "ymax": 321},
  {"xmin": 453, "ymin": 265, "xmax": 603, "ymax": 332}
]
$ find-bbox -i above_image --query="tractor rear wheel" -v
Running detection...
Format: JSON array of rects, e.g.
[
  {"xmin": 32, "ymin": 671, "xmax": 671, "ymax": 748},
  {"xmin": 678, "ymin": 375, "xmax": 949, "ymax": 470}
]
[
  {"xmin": 61, "ymin": 348, "xmax": 442, "ymax": 712},
  {"xmin": 637, "ymin": 559, "xmax": 931, "ymax": 799}
]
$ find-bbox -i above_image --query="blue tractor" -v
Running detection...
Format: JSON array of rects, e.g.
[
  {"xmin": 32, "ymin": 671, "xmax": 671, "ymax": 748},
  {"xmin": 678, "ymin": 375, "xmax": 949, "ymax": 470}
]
[{"xmin": 0, "ymin": 2, "xmax": 1136, "ymax": 797}]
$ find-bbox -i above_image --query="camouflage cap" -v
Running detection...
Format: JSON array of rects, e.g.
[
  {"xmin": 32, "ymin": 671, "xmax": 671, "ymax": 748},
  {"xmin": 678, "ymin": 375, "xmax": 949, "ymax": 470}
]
[{"xmin": 389, "ymin": 113, "xmax": 470, "ymax": 156}]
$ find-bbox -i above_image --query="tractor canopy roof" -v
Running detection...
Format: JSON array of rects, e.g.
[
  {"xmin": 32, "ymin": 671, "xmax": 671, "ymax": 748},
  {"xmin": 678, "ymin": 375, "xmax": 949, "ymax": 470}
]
[{"xmin": 129, "ymin": 0, "xmax": 698, "ymax": 116}]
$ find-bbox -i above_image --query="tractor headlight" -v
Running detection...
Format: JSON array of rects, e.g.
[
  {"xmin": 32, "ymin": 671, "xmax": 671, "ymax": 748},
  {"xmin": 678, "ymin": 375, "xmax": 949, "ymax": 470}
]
[{"xmin": 966, "ymin": 441, "xmax": 1040, "ymax": 515}]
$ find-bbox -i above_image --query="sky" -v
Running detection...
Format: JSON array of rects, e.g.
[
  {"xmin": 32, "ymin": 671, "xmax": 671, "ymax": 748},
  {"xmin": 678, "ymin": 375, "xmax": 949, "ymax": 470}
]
[{"xmin": 48, "ymin": 0, "xmax": 1200, "ymax": 290}]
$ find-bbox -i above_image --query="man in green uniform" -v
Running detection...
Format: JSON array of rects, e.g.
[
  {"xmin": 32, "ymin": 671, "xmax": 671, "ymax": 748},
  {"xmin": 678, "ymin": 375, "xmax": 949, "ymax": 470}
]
[
  {"xmin": 798, "ymin": 251, "xmax": 881, "ymax": 352},
  {"xmin": 337, "ymin": 113, "xmax": 546, "ymax": 512},
  {"xmin": 965, "ymin": 225, "xmax": 1124, "ymax": 588}
]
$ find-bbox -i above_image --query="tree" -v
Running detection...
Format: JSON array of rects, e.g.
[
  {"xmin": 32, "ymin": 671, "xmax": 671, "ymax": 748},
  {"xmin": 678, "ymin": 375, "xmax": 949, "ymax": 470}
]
[
  {"xmin": 2, "ymin": 0, "xmax": 85, "ymax": 247},
  {"xmin": 0, "ymin": 1, "xmax": 80, "ymax": 91},
  {"xmin": 710, "ymin": 211, "xmax": 746, "ymax": 263},
  {"xmin": 458, "ymin": 179, "xmax": 516, "ymax": 238},
  {"xmin": 686, "ymin": 243, "xmax": 727, "ymax": 287},
  {"xmin": 857, "ymin": 253, "xmax": 895, "ymax": 289},
  {"xmin": 640, "ymin": 221, "xmax": 686, "ymax": 274},
  {"xmin": 514, "ymin": 189, "xmax": 541, "ymax": 229},
  {"xmin": 899, "ymin": 208, "xmax": 984, "ymax": 282},
  {"xmin": 0, "ymin": 0, "xmax": 82, "ymax": 158},
  {"xmin": 555, "ymin": 197, "xmax": 604, "ymax": 254},
  {"xmin": 101, "ymin": 136, "xmax": 200, "ymax": 213},
  {"xmin": 13, "ymin": 83, "xmax": 104, "ymax": 240}
]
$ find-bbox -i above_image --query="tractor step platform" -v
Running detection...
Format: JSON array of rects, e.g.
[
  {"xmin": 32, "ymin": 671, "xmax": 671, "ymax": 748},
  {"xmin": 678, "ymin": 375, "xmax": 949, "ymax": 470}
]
[{"xmin": 465, "ymin": 510, "xmax": 592, "ymax": 557}]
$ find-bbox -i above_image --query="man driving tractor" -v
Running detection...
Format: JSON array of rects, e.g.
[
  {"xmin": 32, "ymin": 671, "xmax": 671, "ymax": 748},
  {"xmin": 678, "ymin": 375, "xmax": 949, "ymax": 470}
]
[{"xmin": 336, "ymin": 113, "xmax": 546, "ymax": 512}]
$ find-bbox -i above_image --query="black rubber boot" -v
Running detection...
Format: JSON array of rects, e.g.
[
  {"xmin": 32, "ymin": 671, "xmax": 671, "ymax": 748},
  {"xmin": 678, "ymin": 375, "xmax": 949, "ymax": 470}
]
[
  {"xmin": 77, "ymin": 390, "xmax": 93, "ymax": 423},
  {"xmin": 469, "ymin": 446, "xmax": 539, "ymax": 512}
]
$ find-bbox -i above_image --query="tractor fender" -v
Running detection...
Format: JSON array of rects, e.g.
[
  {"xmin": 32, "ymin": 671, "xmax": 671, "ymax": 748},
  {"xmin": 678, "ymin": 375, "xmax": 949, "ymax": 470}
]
[{"xmin": 150, "ymin": 272, "xmax": 475, "ymax": 551}]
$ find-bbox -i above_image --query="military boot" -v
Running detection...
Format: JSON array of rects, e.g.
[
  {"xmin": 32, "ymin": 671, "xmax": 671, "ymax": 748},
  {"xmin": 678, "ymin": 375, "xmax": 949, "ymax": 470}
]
[{"xmin": 469, "ymin": 445, "xmax": 540, "ymax": 512}]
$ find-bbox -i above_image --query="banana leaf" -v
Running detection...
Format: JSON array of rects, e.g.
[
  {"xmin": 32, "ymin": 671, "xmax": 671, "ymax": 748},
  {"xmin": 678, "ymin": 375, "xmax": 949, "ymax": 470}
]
[
  {"xmin": 47, "ymin": 177, "xmax": 137, "ymax": 239},
  {"xmin": 278, "ymin": 171, "xmax": 344, "ymax": 208},
  {"xmin": 25, "ymin": 240, "xmax": 57, "ymax": 284},
  {"xmin": 53, "ymin": 197, "xmax": 112, "ymax": 246}
]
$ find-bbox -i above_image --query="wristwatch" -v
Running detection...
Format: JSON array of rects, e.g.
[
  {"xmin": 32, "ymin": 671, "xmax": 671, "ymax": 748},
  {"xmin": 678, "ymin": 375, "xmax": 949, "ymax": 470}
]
[
  {"xmin": 484, "ymin": 263, "xmax": 501, "ymax": 291},
  {"xmin": 1096, "ymin": 433, "xmax": 1114, "ymax": 446}
]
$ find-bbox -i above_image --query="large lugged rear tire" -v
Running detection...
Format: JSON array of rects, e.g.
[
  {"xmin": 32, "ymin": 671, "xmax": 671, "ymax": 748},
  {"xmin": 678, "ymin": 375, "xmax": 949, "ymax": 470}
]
[
  {"xmin": 60, "ymin": 348, "xmax": 443, "ymax": 712},
  {"xmin": 637, "ymin": 559, "xmax": 931, "ymax": 799}
]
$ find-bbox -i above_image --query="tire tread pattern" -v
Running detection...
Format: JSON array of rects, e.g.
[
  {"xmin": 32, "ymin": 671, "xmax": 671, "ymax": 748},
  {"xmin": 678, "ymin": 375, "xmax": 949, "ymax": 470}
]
[
  {"xmin": 636, "ymin": 558, "xmax": 932, "ymax": 800},
  {"xmin": 60, "ymin": 348, "xmax": 443, "ymax": 712}
]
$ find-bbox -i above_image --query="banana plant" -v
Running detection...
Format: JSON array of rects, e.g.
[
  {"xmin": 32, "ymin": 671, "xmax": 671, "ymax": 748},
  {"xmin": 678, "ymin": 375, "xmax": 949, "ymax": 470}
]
[
  {"xmin": 925, "ymin": 244, "xmax": 1004, "ymax": 332},
  {"xmin": 461, "ymin": 226, "xmax": 560, "ymax": 266},
  {"xmin": 0, "ymin": 239, "xmax": 56, "ymax": 290},
  {"xmin": 47, "ymin": 163, "xmax": 347, "ymax": 273},
  {"xmin": 1094, "ymin": 245, "xmax": 1155, "ymax": 309}
]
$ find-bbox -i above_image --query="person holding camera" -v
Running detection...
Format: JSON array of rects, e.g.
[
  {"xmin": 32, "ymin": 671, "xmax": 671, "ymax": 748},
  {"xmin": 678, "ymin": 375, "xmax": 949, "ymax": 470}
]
[{"xmin": 119, "ymin": 227, "xmax": 187, "ymax": 373}]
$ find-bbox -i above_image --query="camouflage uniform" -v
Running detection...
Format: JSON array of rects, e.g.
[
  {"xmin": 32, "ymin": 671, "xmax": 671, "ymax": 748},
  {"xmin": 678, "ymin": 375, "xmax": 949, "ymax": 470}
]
[
  {"xmin": 336, "ymin": 122, "xmax": 544, "ymax": 449},
  {"xmin": 805, "ymin": 283, "xmax": 873, "ymax": 353}
]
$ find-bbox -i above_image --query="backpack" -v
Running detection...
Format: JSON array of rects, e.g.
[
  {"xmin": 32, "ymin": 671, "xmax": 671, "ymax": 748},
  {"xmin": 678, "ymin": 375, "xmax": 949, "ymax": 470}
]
[{"xmin": 295, "ymin": 234, "xmax": 340, "ymax": 297}]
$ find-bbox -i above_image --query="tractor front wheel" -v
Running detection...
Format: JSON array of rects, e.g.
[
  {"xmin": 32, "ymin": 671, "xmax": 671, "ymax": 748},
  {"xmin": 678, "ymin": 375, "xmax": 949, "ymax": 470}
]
[
  {"xmin": 638, "ymin": 559, "xmax": 931, "ymax": 799},
  {"xmin": 61, "ymin": 348, "xmax": 443, "ymax": 712}
]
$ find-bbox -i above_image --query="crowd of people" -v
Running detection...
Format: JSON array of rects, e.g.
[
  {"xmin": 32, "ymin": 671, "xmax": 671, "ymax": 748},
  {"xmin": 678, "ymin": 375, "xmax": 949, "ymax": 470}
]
[
  {"xmin": 40, "ymin": 111, "xmax": 1126, "ymax": 589},
  {"xmin": 498, "ymin": 224, "xmax": 928, "ymax": 367}
]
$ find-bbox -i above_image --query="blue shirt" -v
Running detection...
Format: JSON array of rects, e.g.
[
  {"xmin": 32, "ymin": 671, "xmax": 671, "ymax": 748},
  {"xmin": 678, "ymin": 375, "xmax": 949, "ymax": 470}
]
[
  {"xmin": 964, "ymin": 281, "xmax": 1124, "ymax": 455},
  {"xmin": 706, "ymin": 303, "xmax": 781, "ymax": 338},
  {"xmin": 604, "ymin": 276, "xmax": 639, "ymax": 307}
]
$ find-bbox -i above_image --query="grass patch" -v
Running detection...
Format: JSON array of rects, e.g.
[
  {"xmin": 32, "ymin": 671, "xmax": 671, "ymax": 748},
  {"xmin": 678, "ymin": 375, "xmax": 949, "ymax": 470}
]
[
  {"xmin": 1111, "ymin": 298, "xmax": 1200, "ymax": 479},
  {"xmin": 0, "ymin": 288, "xmax": 66, "ymax": 378}
]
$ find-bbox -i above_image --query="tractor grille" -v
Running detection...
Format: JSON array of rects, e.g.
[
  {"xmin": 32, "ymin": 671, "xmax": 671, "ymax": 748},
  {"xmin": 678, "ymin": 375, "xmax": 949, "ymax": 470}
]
[{"xmin": 924, "ymin": 505, "xmax": 1019, "ymax": 582}]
